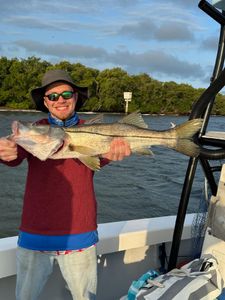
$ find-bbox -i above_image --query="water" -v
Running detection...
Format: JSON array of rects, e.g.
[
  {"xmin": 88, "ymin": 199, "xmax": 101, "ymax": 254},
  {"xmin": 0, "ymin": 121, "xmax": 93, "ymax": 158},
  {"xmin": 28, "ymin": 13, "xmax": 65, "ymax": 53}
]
[{"xmin": 0, "ymin": 111, "xmax": 225, "ymax": 238}]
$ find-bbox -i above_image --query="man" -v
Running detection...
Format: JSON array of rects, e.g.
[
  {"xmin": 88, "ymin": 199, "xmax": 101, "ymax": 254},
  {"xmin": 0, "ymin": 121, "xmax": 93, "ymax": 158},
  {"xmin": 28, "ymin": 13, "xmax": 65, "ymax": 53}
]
[{"xmin": 0, "ymin": 69, "xmax": 131, "ymax": 300}]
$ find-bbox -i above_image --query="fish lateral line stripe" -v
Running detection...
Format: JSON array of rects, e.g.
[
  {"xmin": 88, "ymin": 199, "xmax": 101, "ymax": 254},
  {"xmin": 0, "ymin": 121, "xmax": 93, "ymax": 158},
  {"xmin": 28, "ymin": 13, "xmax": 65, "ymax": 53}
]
[{"xmin": 69, "ymin": 130, "xmax": 191, "ymax": 140}]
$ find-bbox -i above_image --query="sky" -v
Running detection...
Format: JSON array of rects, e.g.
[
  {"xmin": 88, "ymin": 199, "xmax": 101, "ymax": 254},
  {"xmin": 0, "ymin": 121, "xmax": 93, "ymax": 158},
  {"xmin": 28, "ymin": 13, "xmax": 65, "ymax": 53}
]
[{"xmin": 0, "ymin": 0, "xmax": 223, "ymax": 89}]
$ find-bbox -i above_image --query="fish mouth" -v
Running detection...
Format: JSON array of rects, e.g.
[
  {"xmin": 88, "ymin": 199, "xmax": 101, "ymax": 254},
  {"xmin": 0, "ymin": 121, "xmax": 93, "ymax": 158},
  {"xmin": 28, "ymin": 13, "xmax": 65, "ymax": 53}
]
[
  {"xmin": 11, "ymin": 121, "xmax": 20, "ymax": 136},
  {"xmin": 12, "ymin": 120, "xmax": 30, "ymax": 136},
  {"xmin": 10, "ymin": 121, "xmax": 65, "ymax": 160}
]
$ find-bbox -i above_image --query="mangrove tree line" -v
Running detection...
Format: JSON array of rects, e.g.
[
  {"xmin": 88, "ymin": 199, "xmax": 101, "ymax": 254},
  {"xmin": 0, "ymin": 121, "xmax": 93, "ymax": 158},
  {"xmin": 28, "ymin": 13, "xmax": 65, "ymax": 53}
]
[{"xmin": 1, "ymin": 56, "xmax": 225, "ymax": 115}]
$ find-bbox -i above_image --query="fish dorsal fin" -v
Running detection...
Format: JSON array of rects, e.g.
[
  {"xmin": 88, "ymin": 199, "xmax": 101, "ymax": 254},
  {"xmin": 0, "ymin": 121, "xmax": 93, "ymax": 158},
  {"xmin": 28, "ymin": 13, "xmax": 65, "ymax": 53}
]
[
  {"xmin": 85, "ymin": 114, "xmax": 104, "ymax": 124},
  {"xmin": 118, "ymin": 112, "xmax": 148, "ymax": 129}
]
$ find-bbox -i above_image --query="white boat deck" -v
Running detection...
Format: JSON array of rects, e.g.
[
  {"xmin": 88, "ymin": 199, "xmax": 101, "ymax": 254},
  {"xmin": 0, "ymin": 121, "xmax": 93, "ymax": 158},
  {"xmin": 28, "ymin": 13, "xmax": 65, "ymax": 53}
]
[{"xmin": 0, "ymin": 214, "xmax": 195, "ymax": 300}]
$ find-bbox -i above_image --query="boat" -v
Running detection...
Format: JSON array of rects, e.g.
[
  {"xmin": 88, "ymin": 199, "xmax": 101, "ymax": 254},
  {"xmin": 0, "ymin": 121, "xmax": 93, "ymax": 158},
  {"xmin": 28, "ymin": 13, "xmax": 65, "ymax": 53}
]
[{"xmin": 1, "ymin": 1, "xmax": 225, "ymax": 299}]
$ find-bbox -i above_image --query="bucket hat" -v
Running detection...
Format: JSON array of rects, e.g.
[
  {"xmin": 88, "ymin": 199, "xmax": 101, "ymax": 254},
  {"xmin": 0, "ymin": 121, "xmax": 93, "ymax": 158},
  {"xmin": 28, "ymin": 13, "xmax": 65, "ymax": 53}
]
[{"xmin": 31, "ymin": 69, "xmax": 88, "ymax": 112}]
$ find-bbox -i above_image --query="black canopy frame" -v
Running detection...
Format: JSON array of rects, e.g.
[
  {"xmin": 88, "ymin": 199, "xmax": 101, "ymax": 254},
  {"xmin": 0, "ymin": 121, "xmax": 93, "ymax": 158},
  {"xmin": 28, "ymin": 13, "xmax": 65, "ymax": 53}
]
[{"xmin": 168, "ymin": 0, "xmax": 225, "ymax": 270}]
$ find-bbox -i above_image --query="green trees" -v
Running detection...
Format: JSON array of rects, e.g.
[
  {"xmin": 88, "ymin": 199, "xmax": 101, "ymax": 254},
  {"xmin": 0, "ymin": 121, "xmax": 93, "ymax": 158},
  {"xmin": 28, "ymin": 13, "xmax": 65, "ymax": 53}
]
[
  {"xmin": 0, "ymin": 56, "xmax": 225, "ymax": 114},
  {"xmin": 0, "ymin": 57, "xmax": 50, "ymax": 109},
  {"xmin": 95, "ymin": 68, "xmax": 132, "ymax": 112}
]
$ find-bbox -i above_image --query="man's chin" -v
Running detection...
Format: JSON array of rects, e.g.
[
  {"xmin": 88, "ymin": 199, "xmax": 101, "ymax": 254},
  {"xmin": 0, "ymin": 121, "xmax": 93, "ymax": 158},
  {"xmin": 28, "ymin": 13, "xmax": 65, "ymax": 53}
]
[{"xmin": 53, "ymin": 111, "xmax": 73, "ymax": 120}]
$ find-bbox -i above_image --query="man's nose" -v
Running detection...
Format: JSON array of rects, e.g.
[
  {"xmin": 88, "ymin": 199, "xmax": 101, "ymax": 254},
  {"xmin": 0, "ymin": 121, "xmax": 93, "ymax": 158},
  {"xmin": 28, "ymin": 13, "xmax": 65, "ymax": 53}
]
[{"xmin": 57, "ymin": 95, "xmax": 66, "ymax": 102}]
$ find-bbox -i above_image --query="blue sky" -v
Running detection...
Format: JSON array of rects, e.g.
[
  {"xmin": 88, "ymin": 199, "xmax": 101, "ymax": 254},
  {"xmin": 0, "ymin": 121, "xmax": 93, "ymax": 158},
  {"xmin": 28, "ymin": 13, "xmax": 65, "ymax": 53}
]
[{"xmin": 0, "ymin": 1, "xmax": 222, "ymax": 89}]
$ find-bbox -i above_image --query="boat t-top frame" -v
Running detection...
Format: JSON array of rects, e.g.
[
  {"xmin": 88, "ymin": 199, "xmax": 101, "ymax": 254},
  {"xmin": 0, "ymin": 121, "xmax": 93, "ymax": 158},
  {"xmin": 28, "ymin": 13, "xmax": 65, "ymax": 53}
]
[{"xmin": 168, "ymin": 0, "xmax": 225, "ymax": 270}]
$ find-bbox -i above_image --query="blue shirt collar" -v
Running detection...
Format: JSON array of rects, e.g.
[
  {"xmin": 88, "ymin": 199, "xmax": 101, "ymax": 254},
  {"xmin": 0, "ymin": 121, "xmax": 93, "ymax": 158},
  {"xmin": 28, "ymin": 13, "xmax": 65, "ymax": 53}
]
[{"xmin": 48, "ymin": 112, "xmax": 79, "ymax": 127}]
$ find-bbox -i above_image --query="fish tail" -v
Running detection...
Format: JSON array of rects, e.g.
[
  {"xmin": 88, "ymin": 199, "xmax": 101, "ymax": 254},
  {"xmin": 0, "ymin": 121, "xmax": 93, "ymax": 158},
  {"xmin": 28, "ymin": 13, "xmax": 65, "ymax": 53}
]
[{"xmin": 174, "ymin": 118, "xmax": 203, "ymax": 157}]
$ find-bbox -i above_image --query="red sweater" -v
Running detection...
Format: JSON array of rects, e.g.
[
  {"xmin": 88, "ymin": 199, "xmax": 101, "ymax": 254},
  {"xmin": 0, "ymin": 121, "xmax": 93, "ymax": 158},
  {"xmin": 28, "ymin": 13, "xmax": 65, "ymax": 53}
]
[{"xmin": 1, "ymin": 119, "xmax": 108, "ymax": 236}]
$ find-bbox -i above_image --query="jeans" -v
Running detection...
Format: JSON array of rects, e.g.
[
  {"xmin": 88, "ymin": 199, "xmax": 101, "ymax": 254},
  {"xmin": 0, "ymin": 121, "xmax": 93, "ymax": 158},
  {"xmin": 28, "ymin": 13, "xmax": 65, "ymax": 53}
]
[{"xmin": 16, "ymin": 246, "xmax": 97, "ymax": 300}]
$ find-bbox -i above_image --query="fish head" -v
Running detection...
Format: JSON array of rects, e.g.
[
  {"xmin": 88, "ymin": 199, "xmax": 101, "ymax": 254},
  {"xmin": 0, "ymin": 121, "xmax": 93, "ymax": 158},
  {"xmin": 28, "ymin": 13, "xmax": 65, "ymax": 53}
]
[
  {"xmin": 11, "ymin": 121, "xmax": 65, "ymax": 160},
  {"xmin": 12, "ymin": 121, "xmax": 44, "ymax": 139}
]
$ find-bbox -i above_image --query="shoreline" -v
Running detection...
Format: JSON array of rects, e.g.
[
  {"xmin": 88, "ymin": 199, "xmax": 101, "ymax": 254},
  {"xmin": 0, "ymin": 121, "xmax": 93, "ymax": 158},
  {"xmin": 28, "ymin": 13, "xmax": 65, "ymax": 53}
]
[
  {"xmin": 0, "ymin": 108, "xmax": 224, "ymax": 117},
  {"xmin": 0, "ymin": 108, "xmax": 39, "ymax": 112},
  {"xmin": 0, "ymin": 108, "xmax": 183, "ymax": 116}
]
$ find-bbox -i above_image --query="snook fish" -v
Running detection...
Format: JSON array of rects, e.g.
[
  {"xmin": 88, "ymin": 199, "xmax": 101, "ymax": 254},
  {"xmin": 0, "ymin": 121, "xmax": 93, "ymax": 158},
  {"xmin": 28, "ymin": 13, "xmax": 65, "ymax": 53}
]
[{"xmin": 11, "ymin": 112, "xmax": 203, "ymax": 171}]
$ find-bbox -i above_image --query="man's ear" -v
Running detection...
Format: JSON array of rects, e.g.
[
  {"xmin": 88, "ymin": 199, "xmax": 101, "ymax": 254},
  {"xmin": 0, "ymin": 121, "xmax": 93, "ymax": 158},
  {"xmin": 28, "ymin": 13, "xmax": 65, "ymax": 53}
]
[{"xmin": 44, "ymin": 98, "xmax": 49, "ymax": 110}]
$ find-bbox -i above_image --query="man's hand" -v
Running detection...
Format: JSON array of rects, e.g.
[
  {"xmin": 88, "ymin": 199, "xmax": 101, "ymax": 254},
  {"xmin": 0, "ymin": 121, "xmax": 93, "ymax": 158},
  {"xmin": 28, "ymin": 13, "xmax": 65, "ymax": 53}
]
[
  {"xmin": 102, "ymin": 138, "xmax": 131, "ymax": 161},
  {"xmin": 0, "ymin": 138, "xmax": 18, "ymax": 161}
]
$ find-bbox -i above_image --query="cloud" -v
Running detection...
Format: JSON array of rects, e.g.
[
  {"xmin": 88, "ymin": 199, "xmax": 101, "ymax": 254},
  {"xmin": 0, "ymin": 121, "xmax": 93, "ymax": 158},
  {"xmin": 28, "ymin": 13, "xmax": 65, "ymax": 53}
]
[
  {"xmin": 118, "ymin": 20, "xmax": 157, "ymax": 40},
  {"xmin": 1, "ymin": 1, "xmax": 203, "ymax": 43},
  {"xmin": 110, "ymin": 49, "xmax": 203, "ymax": 79},
  {"xmin": 201, "ymin": 36, "xmax": 219, "ymax": 51},
  {"xmin": 5, "ymin": 17, "xmax": 61, "ymax": 31},
  {"xmin": 118, "ymin": 18, "xmax": 195, "ymax": 42},
  {"xmin": 154, "ymin": 21, "xmax": 195, "ymax": 41},
  {"xmin": 5, "ymin": 16, "xmax": 91, "ymax": 32},
  {"xmin": 0, "ymin": 0, "xmax": 214, "ymax": 88},
  {"xmin": 14, "ymin": 39, "xmax": 204, "ymax": 81},
  {"xmin": 14, "ymin": 40, "xmax": 107, "ymax": 59},
  {"xmin": 0, "ymin": 0, "xmax": 90, "ymax": 16},
  {"xmin": 0, "ymin": 0, "xmax": 140, "ymax": 18},
  {"xmin": 168, "ymin": 0, "xmax": 196, "ymax": 8}
]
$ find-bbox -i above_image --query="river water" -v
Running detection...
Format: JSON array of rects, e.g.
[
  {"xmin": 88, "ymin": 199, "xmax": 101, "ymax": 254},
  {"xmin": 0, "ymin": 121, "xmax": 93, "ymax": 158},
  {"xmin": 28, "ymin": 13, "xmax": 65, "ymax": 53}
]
[{"xmin": 0, "ymin": 111, "xmax": 225, "ymax": 238}]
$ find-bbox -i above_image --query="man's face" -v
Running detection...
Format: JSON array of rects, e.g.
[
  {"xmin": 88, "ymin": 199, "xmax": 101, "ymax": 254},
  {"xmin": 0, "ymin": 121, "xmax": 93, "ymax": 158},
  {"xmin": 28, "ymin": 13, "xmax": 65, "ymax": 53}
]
[{"xmin": 44, "ymin": 82, "xmax": 77, "ymax": 120}]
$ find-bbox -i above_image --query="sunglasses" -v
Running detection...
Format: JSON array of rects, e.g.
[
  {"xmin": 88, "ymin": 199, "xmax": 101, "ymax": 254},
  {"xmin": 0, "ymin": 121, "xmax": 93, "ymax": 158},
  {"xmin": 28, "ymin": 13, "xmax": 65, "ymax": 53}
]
[{"xmin": 45, "ymin": 91, "xmax": 74, "ymax": 101}]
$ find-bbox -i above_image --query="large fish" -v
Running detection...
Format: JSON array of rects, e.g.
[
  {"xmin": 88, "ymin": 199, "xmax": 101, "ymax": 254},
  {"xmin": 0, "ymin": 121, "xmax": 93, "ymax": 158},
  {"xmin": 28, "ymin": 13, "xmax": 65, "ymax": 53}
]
[{"xmin": 11, "ymin": 112, "xmax": 203, "ymax": 171}]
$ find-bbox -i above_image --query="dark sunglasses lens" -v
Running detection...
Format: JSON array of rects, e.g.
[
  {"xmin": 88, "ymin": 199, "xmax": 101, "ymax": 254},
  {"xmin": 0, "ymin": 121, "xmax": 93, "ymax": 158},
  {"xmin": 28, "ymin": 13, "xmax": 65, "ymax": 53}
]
[
  {"xmin": 61, "ymin": 91, "xmax": 74, "ymax": 99},
  {"xmin": 46, "ymin": 91, "xmax": 74, "ymax": 101},
  {"xmin": 47, "ymin": 93, "xmax": 59, "ymax": 101}
]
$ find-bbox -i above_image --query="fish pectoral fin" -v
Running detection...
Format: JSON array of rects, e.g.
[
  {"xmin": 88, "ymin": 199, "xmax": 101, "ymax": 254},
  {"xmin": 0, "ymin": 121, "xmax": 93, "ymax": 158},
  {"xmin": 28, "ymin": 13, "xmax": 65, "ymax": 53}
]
[
  {"xmin": 68, "ymin": 145, "xmax": 100, "ymax": 169},
  {"xmin": 118, "ymin": 111, "xmax": 148, "ymax": 129},
  {"xmin": 68, "ymin": 145, "xmax": 96, "ymax": 156},
  {"xmin": 79, "ymin": 156, "xmax": 101, "ymax": 171},
  {"xmin": 133, "ymin": 147, "xmax": 154, "ymax": 156}
]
